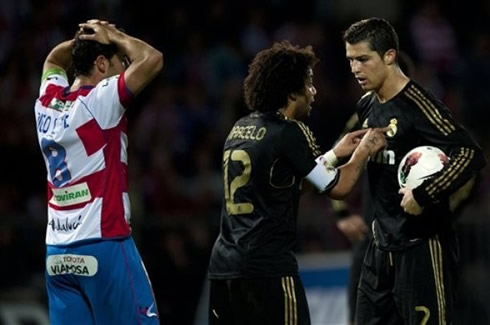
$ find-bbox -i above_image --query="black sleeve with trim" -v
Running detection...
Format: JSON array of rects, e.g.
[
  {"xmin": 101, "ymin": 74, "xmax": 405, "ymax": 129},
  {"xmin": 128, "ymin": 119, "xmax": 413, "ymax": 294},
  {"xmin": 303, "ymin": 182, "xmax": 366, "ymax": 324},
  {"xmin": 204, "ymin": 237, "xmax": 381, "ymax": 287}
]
[
  {"xmin": 408, "ymin": 88, "xmax": 487, "ymax": 206},
  {"xmin": 280, "ymin": 120, "xmax": 321, "ymax": 177}
]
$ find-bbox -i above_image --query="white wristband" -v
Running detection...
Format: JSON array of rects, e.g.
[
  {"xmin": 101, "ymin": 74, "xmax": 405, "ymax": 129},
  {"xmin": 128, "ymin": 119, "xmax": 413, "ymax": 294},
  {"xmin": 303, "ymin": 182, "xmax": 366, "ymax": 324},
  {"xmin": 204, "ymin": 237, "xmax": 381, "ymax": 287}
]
[{"xmin": 316, "ymin": 150, "xmax": 338, "ymax": 167}]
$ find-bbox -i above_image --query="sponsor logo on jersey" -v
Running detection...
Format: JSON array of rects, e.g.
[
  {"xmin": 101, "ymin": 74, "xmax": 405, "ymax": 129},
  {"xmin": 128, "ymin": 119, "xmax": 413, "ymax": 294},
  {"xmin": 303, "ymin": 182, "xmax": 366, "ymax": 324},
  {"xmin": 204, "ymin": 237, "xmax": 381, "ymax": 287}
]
[
  {"xmin": 46, "ymin": 254, "xmax": 98, "ymax": 276},
  {"xmin": 48, "ymin": 215, "xmax": 83, "ymax": 232},
  {"xmin": 387, "ymin": 118, "xmax": 398, "ymax": 137},
  {"xmin": 372, "ymin": 149, "xmax": 396, "ymax": 165},
  {"xmin": 49, "ymin": 182, "xmax": 92, "ymax": 207},
  {"xmin": 49, "ymin": 98, "xmax": 73, "ymax": 112}
]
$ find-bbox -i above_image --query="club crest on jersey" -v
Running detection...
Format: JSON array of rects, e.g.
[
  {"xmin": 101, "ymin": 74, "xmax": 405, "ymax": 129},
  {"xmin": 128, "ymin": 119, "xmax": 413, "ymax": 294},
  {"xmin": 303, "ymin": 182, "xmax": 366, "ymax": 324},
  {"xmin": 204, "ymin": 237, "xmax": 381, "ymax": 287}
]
[{"xmin": 387, "ymin": 118, "xmax": 398, "ymax": 137}]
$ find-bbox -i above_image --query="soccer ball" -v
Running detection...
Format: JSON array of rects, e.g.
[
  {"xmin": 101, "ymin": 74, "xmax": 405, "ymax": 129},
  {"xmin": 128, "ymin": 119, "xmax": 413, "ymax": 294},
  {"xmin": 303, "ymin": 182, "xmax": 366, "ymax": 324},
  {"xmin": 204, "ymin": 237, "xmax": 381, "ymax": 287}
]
[{"xmin": 398, "ymin": 146, "xmax": 449, "ymax": 189}]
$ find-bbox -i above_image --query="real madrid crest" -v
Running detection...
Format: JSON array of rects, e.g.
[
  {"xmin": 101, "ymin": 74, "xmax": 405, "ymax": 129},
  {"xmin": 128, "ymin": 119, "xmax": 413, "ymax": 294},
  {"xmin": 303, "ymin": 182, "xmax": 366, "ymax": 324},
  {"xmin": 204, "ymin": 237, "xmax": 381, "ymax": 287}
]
[{"xmin": 387, "ymin": 118, "xmax": 397, "ymax": 137}]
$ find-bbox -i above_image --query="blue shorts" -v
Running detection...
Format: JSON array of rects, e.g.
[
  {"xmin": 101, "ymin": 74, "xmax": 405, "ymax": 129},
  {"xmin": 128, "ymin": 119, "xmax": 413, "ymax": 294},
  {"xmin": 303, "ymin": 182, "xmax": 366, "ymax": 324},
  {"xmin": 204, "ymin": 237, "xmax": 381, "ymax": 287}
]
[{"xmin": 46, "ymin": 237, "xmax": 159, "ymax": 325}]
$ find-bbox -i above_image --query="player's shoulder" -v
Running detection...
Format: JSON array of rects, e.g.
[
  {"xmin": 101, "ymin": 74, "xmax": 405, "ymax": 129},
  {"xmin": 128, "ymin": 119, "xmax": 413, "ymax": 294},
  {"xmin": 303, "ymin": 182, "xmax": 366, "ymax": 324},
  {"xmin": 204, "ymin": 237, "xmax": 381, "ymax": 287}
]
[
  {"xmin": 94, "ymin": 74, "xmax": 120, "ymax": 90},
  {"xmin": 40, "ymin": 68, "xmax": 69, "ymax": 97},
  {"xmin": 401, "ymin": 80, "xmax": 444, "ymax": 108},
  {"xmin": 356, "ymin": 91, "xmax": 375, "ymax": 112},
  {"xmin": 281, "ymin": 116, "xmax": 320, "ymax": 153}
]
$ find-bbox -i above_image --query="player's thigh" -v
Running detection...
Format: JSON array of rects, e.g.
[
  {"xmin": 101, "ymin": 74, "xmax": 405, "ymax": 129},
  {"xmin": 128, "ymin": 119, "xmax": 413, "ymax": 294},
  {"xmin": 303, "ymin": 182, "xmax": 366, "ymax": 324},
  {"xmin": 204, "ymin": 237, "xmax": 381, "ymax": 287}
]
[
  {"xmin": 46, "ymin": 271, "xmax": 94, "ymax": 324},
  {"xmin": 230, "ymin": 276, "xmax": 310, "ymax": 325},
  {"xmin": 209, "ymin": 280, "xmax": 233, "ymax": 325},
  {"xmin": 80, "ymin": 238, "xmax": 159, "ymax": 324},
  {"xmin": 46, "ymin": 245, "xmax": 94, "ymax": 325},
  {"xmin": 395, "ymin": 236, "xmax": 457, "ymax": 325},
  {"xmin": 356, "ymin": 239, "xmax": 401, "ymax": 325}
]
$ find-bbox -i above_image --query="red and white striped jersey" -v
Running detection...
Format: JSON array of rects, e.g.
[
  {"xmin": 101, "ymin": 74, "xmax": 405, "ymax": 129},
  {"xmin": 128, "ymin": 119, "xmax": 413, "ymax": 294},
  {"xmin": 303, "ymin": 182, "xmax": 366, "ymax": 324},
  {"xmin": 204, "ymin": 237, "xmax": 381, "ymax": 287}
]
[{"xmin": 35, "ymin": 70, "xmax": 133, "ymax": 245}]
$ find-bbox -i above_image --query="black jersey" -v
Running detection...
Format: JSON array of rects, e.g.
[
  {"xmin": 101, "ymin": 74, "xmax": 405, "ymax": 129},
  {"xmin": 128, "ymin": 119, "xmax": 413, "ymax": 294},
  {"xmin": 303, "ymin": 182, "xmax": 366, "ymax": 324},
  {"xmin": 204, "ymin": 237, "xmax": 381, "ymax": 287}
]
[
  {"xmin": 208, "ymin": 111, "xmax": 330, "ymax": 278},
  {"xmin": 357, "ymin": 80, "xmax": 486, "ymax": 250}
]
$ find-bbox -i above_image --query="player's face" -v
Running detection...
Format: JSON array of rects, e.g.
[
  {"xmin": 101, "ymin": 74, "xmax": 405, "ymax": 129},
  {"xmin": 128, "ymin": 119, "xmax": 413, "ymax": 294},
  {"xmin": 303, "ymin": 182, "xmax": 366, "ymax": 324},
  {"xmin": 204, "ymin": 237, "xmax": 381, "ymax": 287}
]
[
  {"xmin": 293, "ymin": 68, "xmax": 316, "ymax": 120},
  {"xmin": 106, "ymin": 54, "xmax": 125, "ymax": 77},
  {"xmin": 345, "ymin": 41, "xmax": 388, "ymax": 92}
]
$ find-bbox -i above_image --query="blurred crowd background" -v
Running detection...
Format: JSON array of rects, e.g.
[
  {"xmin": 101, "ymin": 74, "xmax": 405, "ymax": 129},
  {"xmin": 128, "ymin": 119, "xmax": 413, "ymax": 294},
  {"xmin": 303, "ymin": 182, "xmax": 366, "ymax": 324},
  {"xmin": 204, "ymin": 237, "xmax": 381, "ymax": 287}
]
[{"xmin": 1, "ymin": 0, "xmax": 490, "ymax": 324}]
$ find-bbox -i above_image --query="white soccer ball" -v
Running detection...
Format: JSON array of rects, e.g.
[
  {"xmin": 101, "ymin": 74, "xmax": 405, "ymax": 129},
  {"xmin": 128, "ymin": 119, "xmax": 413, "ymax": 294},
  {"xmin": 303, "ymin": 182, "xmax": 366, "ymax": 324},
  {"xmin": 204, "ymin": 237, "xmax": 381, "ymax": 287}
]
[{"xmin": 398, "ymin": 146, "xmax": 449, "ymax": 189}]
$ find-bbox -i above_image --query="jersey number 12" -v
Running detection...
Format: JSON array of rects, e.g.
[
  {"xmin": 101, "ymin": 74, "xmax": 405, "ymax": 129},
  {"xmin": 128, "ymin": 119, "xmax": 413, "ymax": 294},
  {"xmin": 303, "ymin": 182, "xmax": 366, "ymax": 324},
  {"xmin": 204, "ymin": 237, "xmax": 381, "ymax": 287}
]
[{"xmin": 223, "ymin": 149, "xmax": 254, "ymax": 215}]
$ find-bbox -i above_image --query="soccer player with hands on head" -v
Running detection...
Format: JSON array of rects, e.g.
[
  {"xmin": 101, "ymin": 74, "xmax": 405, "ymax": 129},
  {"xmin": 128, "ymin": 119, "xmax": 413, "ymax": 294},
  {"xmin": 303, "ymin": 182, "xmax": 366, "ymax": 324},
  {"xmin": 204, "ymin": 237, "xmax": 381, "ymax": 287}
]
[{"xmin": 35, "ymin": 19, "xmax": 163, "ymax": 324}]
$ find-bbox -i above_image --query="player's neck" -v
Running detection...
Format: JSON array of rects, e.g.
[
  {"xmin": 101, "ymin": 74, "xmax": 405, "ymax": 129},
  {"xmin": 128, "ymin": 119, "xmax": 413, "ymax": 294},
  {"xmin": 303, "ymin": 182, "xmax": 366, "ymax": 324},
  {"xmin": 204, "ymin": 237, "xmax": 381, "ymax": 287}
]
[
  {"xmin": 279, "ymin": 107, "xmax": 293, "ymax": 120},
  {"xmin": 376, "ymin": 72, "xmax": 409, "ymax": 104},
  {"xmin": 71, "ymin": 76, "xmax": 100, "ymax": 92}
]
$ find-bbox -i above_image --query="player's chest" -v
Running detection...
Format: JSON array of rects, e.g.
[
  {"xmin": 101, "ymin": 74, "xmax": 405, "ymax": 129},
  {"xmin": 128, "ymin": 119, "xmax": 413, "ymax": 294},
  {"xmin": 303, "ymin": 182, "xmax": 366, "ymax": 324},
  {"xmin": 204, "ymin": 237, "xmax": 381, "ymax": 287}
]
[{"xmin": 361, "ymin": 105, "xmax": 418, "ymax": 166}]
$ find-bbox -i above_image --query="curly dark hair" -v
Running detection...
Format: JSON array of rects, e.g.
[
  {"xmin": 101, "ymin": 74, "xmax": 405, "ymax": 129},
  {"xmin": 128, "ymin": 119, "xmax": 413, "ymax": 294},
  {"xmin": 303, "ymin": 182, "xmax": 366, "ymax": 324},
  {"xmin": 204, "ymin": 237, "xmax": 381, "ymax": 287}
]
[
  {"xmin": 72, "ymin": 28, "xmax": 118, "ymax": 77},
  {"xmin": 243, "ymin": 41, "xmax": 318, "ymax": 112},
  {"xmin": 342, "ymin": 18, "xmax": 399, "ymax": 61}
]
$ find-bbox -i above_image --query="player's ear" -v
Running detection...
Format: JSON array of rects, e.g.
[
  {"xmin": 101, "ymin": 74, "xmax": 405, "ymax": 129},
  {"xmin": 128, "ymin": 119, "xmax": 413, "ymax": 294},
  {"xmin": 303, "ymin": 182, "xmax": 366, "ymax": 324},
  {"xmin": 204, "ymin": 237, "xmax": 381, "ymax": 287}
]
[
  {"xmin": 384, "ymin": 49, "xmax": 396, "ymax": 65},
  {"xmin": 95, "ymin": 55, "xmax": 108, "ymax": 74},
  {"xmin": 288, "ymin": 93, "xmax": 298, "ymax": 102}
]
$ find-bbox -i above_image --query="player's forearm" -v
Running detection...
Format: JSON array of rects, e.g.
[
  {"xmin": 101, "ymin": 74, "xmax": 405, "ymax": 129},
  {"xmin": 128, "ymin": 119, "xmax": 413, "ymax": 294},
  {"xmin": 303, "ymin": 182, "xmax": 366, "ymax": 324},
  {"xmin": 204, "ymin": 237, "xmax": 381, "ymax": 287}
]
[
  {"xmin": 413, "ymin": 145, "xmax": 486, "ymax": 206},
  {"xmin": 328, "ymin": 147, "xmax": 369, "ymax": 199},
  {"xmin": 44, "ymin": 40, "xmax": 73, "ymax": 72},
  {"xmin": 111, "ymin": 30, "xmax": 163, "ymax": 79}
]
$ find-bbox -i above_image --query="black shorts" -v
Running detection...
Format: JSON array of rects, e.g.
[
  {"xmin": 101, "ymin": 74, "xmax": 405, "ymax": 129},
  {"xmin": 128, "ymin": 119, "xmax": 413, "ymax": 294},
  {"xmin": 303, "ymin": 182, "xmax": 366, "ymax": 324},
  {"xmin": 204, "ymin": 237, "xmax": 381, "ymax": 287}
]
[
  {"xmin": 209, "ymin": 275, "xmax": 310, "ymax": 325},
  {"xmin": 356, "ymin": 234, "xmax": 458, "ymax": 325}
]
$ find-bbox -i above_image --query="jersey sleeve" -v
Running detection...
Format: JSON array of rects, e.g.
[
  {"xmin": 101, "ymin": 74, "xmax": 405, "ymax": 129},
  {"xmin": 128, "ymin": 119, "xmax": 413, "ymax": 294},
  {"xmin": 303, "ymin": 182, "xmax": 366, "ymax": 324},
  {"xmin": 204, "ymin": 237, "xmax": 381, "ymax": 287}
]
[
  {"xmin": 39, "ymin": 68, "xmax": 69, "ymax": 97},
  {"xmin": 83, "ymin": 72, "xmax": 133, "ymax": 129},
  {"xmin": 355, "ymin": 91, "xmax": 374, "ymax": 127},
  {"xmin": 409, "ymin": 88, "xmax": 487, "ymax": 206},
  {"xmin": 279, "ymin": 120, "xmax": 322, "ymax": 177}
]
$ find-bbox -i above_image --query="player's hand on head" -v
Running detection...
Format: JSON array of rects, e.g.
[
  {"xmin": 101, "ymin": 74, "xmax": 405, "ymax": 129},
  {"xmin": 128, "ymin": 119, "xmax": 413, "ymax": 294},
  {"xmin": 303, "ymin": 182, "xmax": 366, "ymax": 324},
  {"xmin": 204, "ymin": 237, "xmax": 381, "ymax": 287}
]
[
  {"xmin": 333, "ymin": 129, "xmax": 369, "ymax": 158},
  {"xmin": 78, "ymin": 21, "xmax": 118, "ymax": 45},
  {"xmin": 86, "ymin": 19, "xmax": 109, "ymax": 25}
]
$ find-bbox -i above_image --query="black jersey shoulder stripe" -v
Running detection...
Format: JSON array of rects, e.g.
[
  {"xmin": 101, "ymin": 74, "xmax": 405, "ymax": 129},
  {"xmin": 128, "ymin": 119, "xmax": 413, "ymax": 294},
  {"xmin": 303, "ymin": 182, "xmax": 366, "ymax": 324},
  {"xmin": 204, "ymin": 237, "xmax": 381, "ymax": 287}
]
[
  {"xmin": 408, "ymin": 85, "xmax": 456, "ymax": 132},
  {"xmin": 407, "ymin": 86, "xmax": 456, "ymax": 134},
  {"xmin": 426, "ymin": 148, "xmax": 473, "ymax": 197},
  {"xmin": 405, "ymin": 90, "xmax": 449, "ymax": 135},
  {"xmin": 292, "ymin": 120, "xmax": 321, "ymax": 156},
  {"xmin": 426, "ymin": 147, "xmax": 469, "ymax": 197},
  {"xmin": 406, "ymin": 87, "xmax": 453, "ymax": 135}
]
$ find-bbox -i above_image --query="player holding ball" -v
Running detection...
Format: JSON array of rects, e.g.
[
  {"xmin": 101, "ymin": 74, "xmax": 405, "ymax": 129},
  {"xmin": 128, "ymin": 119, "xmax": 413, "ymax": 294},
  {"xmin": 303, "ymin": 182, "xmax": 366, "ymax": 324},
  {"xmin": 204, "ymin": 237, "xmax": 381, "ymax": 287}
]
[{"xmin": 343, "ymin": 17, "xmax": 486, "ymax": 324}]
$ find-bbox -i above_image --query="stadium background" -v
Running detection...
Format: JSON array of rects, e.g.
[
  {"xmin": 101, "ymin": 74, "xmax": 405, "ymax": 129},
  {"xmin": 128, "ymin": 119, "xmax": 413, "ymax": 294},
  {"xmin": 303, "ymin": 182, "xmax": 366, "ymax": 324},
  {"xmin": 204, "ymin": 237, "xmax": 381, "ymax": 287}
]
[{"xmin": 1, "ymin": 0, "xmax": 489, "ymax": 324}]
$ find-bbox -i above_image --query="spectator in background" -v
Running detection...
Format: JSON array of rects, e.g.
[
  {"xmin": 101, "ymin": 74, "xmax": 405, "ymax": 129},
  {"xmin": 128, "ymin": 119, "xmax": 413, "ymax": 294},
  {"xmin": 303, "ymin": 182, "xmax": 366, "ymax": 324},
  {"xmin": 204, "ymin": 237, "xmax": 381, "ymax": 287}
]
[{"xmin": 409, "ymin": 1, "xmax": 459, "ymax": 73}]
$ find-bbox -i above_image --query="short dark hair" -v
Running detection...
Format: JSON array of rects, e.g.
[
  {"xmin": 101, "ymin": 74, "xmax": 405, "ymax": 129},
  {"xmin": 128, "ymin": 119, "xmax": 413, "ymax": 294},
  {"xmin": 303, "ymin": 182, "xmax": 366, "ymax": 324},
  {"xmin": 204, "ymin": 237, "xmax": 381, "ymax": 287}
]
[
  {"xmin": 343, "ymin": 18, "xmax": 399, "ymax": 60},
  {"xmin": 243, "ymin": 41, "xmax": 318, "ymax": 112},
  {"xmin": 72, "ymin": 28, "xmax": 118, "ymax": 77}
]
